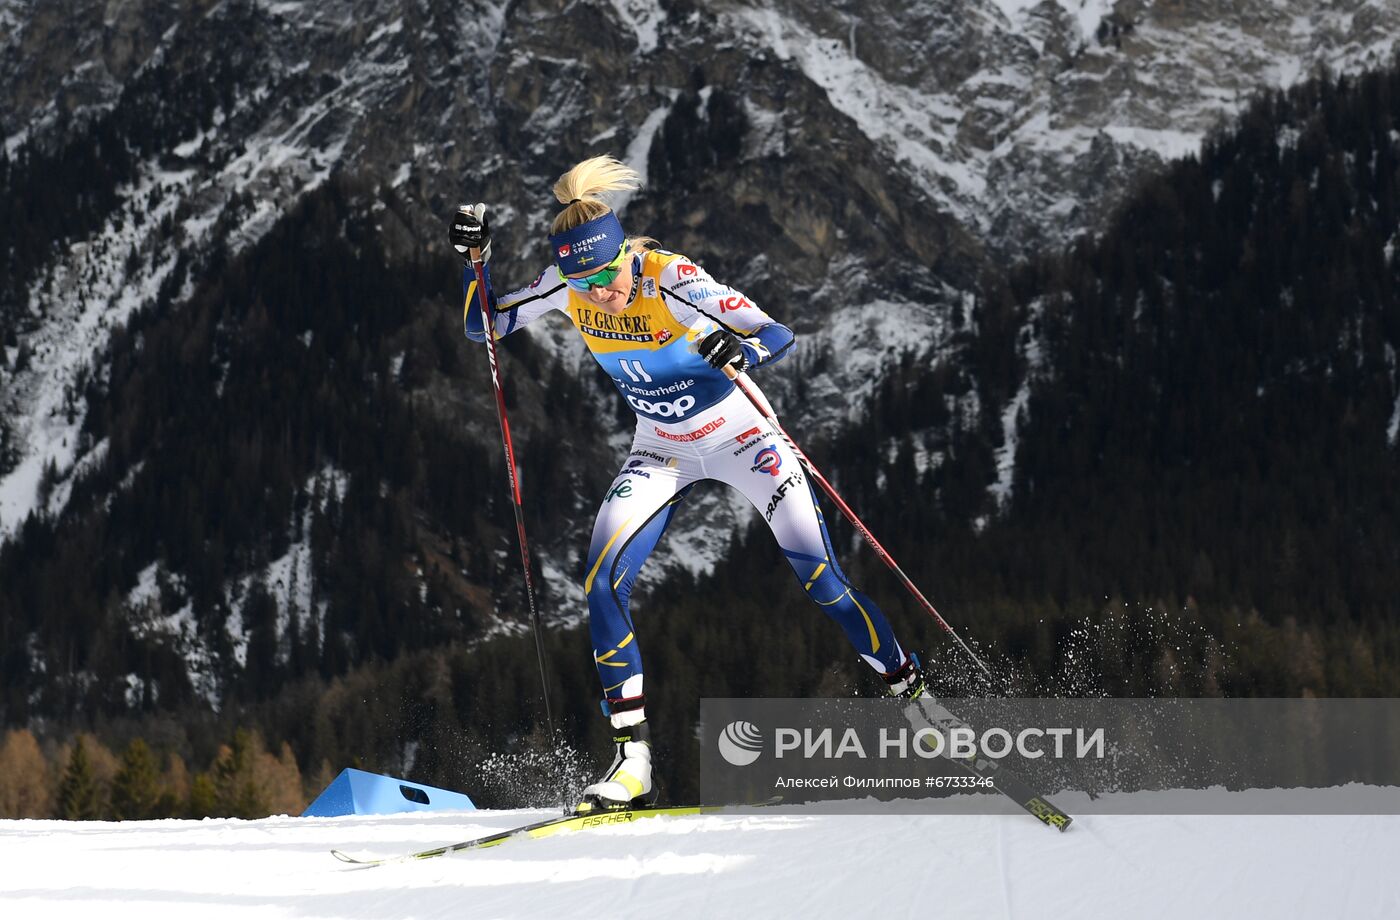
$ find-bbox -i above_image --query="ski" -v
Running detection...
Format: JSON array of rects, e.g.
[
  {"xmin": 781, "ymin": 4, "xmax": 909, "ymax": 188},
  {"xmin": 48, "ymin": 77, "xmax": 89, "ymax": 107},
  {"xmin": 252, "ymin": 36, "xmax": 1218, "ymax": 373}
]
[
  {"xmin": 907, "ymin": 698, "xmax": 1073, "ymax": 832},
  {"xmin": 331, "ymin": 797, "xmax": 782, "ymax": 867}
]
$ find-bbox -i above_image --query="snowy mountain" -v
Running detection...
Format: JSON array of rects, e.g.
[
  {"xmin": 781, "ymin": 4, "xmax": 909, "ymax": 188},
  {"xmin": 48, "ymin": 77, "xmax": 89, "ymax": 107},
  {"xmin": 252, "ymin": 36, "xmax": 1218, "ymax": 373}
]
[
  {"xmin": 2, "ymin": 788, "xmax": 1398, "ymax": 919},
  {"xmin": 2, "ymin": 0, "xmax": 1394, "ymax": 528},
  {"xmin": 0, "ymin": 0, "xmax": 1397, "ymax": 715}
]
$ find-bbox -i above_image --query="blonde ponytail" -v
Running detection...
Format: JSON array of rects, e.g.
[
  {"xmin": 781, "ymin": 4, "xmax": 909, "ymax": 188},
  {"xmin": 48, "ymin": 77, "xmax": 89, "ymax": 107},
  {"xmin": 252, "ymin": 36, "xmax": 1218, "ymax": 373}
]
[{"xmin": 550, "ymin": 155, "xmax": 641, "ymax": 234}]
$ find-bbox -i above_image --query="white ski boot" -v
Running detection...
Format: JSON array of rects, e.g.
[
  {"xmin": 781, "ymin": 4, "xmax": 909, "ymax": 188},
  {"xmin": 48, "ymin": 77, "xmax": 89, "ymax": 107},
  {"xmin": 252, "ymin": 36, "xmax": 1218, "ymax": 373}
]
[{"xmin": 578, "ymin": 721, "xmax": 655, "ymax": 812}]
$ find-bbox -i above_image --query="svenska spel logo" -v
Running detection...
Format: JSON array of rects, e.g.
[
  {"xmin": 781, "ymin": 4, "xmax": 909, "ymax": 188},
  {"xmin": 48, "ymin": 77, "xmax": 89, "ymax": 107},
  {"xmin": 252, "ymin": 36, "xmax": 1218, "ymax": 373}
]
[{"xmin": 718, "ymin": 721, "xmax": 764, "ymax": 766}]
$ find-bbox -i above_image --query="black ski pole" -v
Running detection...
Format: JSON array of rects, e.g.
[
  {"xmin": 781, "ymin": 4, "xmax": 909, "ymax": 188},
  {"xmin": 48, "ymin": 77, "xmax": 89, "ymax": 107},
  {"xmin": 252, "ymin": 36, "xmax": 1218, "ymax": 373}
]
[
  {"xmin": 723, "ymin": 366, "xmax": 996, "ymax": 683},
  {"xmin": 455, "ymin": 203, "xmax": 559, "ymax": 748}
]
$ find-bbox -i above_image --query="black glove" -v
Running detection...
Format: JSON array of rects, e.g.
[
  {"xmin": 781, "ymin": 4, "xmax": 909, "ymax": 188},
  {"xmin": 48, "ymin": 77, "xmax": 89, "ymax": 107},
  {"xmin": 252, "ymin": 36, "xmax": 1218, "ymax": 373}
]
[
  {"xmin": 449, "ymin": 203, "xmax": 490, "ymax": 261},
  {"xmin": 698, "ymin": 329, "xmax": 749, "ymax": 373}
]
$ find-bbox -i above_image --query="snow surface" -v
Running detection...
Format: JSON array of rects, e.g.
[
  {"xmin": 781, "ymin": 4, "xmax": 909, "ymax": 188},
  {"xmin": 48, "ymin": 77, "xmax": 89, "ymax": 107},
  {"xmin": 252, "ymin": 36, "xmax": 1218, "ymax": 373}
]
[{"xmin": 1, "ymin": 788, "xmax": 1398, "ymax": 919}]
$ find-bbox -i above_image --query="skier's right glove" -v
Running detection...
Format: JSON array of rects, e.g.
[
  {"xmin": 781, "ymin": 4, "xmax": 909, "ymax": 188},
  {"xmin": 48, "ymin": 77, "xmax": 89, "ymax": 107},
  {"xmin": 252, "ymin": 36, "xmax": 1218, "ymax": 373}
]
[
  {"xmin": 698, "ymin": 329, "xmax": 750, "ymax": 374},
  {"xmin": 449, "ymin": 203, "xmax": 490, "ymax": 262}
]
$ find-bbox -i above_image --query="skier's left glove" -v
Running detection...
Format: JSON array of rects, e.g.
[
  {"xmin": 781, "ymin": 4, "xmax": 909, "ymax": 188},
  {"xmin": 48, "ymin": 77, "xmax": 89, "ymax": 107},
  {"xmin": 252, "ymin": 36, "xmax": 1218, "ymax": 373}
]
[{"xmin": 698, "ymin": 329, "xmax": 749, "ymax": 374}]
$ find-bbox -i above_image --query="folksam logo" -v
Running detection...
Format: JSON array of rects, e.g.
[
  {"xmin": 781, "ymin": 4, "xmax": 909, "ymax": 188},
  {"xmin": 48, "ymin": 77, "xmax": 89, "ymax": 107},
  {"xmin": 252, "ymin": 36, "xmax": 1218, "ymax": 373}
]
[{"xmin": 718, "ymin": 721, "xmax": 764, "ymax": 766}]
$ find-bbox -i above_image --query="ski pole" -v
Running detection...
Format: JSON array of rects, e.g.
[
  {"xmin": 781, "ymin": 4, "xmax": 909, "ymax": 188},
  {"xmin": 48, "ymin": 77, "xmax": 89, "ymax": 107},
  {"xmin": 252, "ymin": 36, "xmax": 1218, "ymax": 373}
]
[
  {"xmin": 723, "ymin": 366, "xmax": 996, "ymax": 682},
  {"xmin": 458, "ymin": 204, "xmax": 559, "ymax": 745}
]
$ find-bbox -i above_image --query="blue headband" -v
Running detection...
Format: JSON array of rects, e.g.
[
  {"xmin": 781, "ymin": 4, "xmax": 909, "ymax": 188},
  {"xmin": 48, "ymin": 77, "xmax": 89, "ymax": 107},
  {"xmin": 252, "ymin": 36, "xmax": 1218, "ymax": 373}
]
[{"xmin": 549, "ymin": 209, "xmax": 626, "ymax": 275}]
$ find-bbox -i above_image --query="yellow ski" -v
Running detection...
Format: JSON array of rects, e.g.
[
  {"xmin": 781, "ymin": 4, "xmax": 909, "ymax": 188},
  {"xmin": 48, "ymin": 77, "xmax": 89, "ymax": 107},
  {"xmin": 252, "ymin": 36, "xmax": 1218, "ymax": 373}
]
[{"xmin": 331, "ymin": 798, "xmax": 778, "ymax": 868}]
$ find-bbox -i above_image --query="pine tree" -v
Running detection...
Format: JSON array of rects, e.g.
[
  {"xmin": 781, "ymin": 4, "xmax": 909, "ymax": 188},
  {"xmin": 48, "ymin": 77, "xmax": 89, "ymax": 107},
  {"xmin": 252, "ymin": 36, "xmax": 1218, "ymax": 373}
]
[
  {"xmin": 188, "ymin": 771, "xmax": 217, "ymax": 817},
  {"xmin": 57, "ymin": 737, "xmax": 102, "ymax": 820},
  {"xmin": 110, "ymin": 738, "xmax": 162, "ymax": 820},
  {"xmin": 212, "ymin": 728, "xmax": 269, "ymax": 818}
]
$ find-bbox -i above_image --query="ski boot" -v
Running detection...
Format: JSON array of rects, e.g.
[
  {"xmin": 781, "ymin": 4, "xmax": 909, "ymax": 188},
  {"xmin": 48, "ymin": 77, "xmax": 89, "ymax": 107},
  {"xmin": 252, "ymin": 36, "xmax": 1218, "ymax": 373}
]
[
  {"xmin": 577, "ymin": 721, "xmax": 657, "ymax": 814},
  {"xmin": 885, "ymin": 653, "xmax": 975, "ymax": 745},
  {"xmin": 884, "ymin": 653, "xmax": 943, "ymax": 728},
  {"xmin": 884, "ymin": 653, "xmax": 930, "ymax": 699}
]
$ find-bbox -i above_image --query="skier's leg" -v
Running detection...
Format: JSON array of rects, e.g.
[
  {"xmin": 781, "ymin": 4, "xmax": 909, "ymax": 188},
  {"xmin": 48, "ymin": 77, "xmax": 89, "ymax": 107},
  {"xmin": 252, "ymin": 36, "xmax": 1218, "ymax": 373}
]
[
  {"xmin": 721, "ymin": 435, "xmax": 910, "ymax": 679},
  {"xmin": 580, "ymin": 453, "xmax": 695, "ymax": 809},
  {"xmin": 584, "ymin": 464, "xmax": 692, "ymax": 720}
]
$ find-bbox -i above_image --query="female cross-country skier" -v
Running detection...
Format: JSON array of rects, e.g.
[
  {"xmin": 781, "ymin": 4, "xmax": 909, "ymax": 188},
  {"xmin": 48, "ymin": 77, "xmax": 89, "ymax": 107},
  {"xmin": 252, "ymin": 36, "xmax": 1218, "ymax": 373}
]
[{"xmin": 451, "ymin": 155, "xmax": 929, "ymax": 811}]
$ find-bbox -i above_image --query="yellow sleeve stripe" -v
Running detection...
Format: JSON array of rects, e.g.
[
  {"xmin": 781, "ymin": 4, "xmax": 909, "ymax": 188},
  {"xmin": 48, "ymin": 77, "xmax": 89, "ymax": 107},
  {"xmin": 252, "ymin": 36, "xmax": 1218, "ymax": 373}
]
[
  {"xmin": 803, "ymin": 562, "xmax": 828, "ymax": 592},
  {"xmin": 463, "ymin": 279, "xmax": 504, "ymax": 341}
]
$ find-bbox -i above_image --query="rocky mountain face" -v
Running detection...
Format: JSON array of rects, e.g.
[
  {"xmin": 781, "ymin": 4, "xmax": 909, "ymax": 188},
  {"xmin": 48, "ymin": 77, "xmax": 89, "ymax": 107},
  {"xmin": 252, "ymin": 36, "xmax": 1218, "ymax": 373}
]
[{"xmin": 0, "ymin": 0, "xmax": 1395, "ymax": 716}]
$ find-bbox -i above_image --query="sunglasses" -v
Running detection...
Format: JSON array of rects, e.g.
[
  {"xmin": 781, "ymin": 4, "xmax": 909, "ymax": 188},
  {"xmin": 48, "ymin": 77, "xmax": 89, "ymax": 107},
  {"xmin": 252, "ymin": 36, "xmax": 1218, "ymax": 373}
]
[{"xmin": 562, "ymin": 244, "xmax": 628, "ymax": 292}]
